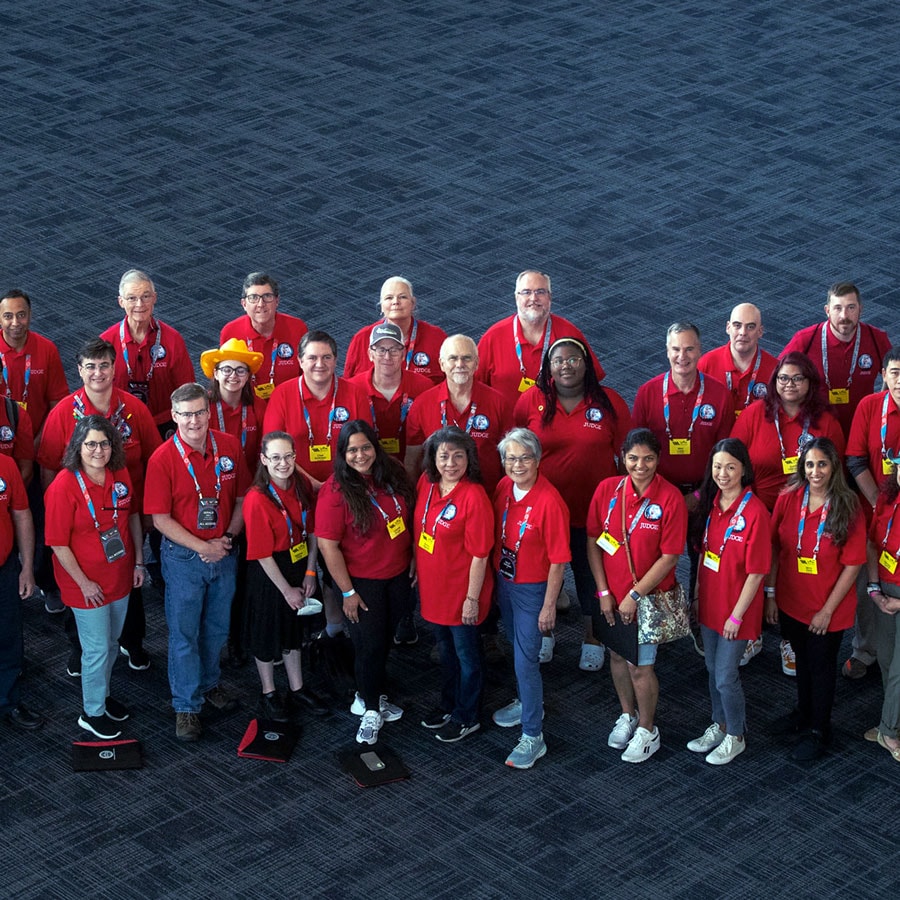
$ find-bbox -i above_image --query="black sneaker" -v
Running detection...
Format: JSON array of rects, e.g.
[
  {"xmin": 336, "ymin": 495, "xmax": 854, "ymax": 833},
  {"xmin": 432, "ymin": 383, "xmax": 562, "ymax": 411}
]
[
  {"xmin": 105, "ymin": 697, "xmax": 130, "ymax": 722},
  {"xmin": 393, "ymin": 613, "xmax": 419, "ymax": 646},
  {"xmin": 420, "ymin": 709, "xmax": 451, "ymax": 729},
  {"xmin": 259, "ymin": 691, "xmax": 289, "ymax": 722},
  {"xmin": 43, "ymin": 590, "xmax": 65, "ymax": 614},
  {"xmin": 5, "ymin": 704, "xmax": 44, "ymax": 730},
  {"xmin": 78, "ymin": 713, "xmax": 122, "ymax": 740},
  {"xmin": 66, "ymin": 650, "xmax": 82, "ymax": 678},
  {"xmin": 435, "ymin": 720, "xmax": 480, "ymax": 743},
  {"xmin": 119, "ymin": 645, "xmax": 151, "ymax": 671},
  {"xmin": 286, "ymin": 686, "xmax": 330, "ymax": 717},
  {"xmin": 790, "ymin": 730, "xmax": 826, "ymax": 762}
]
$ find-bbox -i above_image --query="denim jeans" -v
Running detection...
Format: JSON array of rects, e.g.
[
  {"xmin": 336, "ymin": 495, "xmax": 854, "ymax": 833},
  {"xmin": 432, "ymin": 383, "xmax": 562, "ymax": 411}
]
[
  {"xmin": 701, "ymin": 624, "xmax": 747, "ymax": 736},
  {"xmin": 0, "ymin": 552, "xmax": 23, "ymax": 714},
  {"xmin": 496, "ymin": 578, "xmax": 546, "ymax": 737},
  {"xmin": 72, "ymin": 595, "xmax": 129, "ymax": 717},
  {"xmin": 162, "ymin": 538, "xmax": 236, "ymax": 713},
  {"xmin": 433, "ymin": 623, "xmax": 484, "ymax": 726}
]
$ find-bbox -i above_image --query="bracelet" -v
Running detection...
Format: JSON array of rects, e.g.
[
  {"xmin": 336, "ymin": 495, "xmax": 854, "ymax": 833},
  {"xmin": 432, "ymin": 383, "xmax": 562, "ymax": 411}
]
[
  {"xmin": 135, "ymin": 564, "xmax": 146, "ymax": 569},
  {"xmin": 597, "ymin": 589, "xmax": 610, "ymax": 598},
  {"xmin": 305, "ymin": 570, "xmax": 316, "ymax": 577},
  {"xmin": 867, "ymin": 582, "xmax": 881, "ymax": 592},
  {"xmin": 763, "ymin": 587, "xmax": 775, "ymax": 596},
  {"xmin": 341, "ymin": 589, "xmax": 356, "ymax": 599},
  {"xmin": 728, "ymin": 614, "xmax": 743, "ymax": 626},
  {"xmin": 464, "ymin": 596, "xmax": 478, "ymax": 603},
  {"xmin": 868, "ymin": 586, "xmax": 883, "ymax": 597}
]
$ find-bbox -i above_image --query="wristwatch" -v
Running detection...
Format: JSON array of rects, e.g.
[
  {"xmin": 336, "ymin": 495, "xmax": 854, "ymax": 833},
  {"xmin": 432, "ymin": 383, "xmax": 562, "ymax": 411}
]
[{"xmin": 629, "ymin": 589, "xmax": 641, "ymax": 603}]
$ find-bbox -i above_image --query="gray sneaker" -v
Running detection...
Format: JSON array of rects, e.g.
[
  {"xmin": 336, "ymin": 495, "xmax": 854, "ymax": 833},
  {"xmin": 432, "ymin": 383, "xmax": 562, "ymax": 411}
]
[
  {"xmin": 492, "ymin": 699, "xmax": 523, "ymax": 728},
  {"xmin": 175, "ymin": 712, "xmax": 201, "ymax": 742},
  {"xmin": 505, "ymin": 733, "xmax": 547, "ymax": 769}
]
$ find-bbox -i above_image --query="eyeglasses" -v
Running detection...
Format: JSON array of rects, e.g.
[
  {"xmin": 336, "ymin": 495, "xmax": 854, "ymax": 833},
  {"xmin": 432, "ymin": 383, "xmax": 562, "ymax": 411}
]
[
  {"xmin": 264, "ymin": 452, "xmax": 296, "ymax": 464},
  {"xmin": 173, "ymin": 408, "xmax": 210, "ymax": 419},
  {"xmin": 550, "ymin": 356, "xmax": 584, "ymax": 369},
  {"xmin": 372, "ymin": 347, "xmax": 403, "ymax": 358},
  {"xmin": 79, "ymin": 362, "xmax": 113, "ymax": 372},
  {"xmin": 504, "ymin": 454, "xmax": 536, "ymax": 465},
  {"xmin": 121, "ymin": 293, "xmax": 155, "ymax": 305},
  {"xmin": 242, "ymin": 292, "xmax": 277, "ymax": 304},
  {"xmin": 216, "ymin": 365, "xmax": 250, "ymax": 377},
  {"xmin": 516, "ymin": 289, "xmax": 550, "ymax": 299},
  {"xmin": 776, "ymin": 374, "xmax": 808, "ymax": 385},
  {"xmin": 83, "ymin": 440, "xmax": 111, "ymax": 450}
]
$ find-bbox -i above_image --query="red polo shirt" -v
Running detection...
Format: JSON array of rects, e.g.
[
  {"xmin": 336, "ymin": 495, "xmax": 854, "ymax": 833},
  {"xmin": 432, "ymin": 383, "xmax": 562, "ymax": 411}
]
[
  {"xmin": 209, "ymin": 395, "xmax": 268, "ymax": 473},
  {"xmin": 870, "ymin": 494, "xmax": 900, "ymax": 588},
  {"xmin": 343, "ymin": 318, "xmax": 447, "ymax": 385},
  {"xmin": 697, "ymin": 343, "xmax": 779, "ymax": 417},
  {"xmin": 244, "ymin": 480, "xmax": 316, "ymax": 560},
  {"xmin": 846, "ymin": 391, "xmax": 900, "ymax": 490},
  {"xmin": 0, "ymin": 454, "xmax": 29, "ymax": 566},
  {"xmin": 0, "ymin": 399, "xmax": 34, "ymax": 462},
  {"xmin": 0, "ymin": 331, "xmax": 69, "ymax": 433}
]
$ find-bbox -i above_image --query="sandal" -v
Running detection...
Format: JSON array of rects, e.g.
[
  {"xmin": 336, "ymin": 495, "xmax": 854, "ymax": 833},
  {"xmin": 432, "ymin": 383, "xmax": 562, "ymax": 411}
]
[
  {"xmin": 877, "ymin": 732, "xmax": 900, "ymax": 762},
  {"xmin": 579, "ymin": 643, "xmax": 605, "ymax": 672}
]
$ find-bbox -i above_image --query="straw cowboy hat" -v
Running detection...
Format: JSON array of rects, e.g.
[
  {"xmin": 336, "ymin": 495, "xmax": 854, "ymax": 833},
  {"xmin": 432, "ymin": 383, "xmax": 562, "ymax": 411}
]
[{"xmin": 199, "ymin": 338, "xmax": 264, "ymax": 378}]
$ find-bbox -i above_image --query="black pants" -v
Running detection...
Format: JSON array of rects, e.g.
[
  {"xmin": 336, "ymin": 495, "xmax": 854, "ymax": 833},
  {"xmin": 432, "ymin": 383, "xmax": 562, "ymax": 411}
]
[{"xmin": 780, "ymin": 611, "xmax": 843, "ymax": 736}]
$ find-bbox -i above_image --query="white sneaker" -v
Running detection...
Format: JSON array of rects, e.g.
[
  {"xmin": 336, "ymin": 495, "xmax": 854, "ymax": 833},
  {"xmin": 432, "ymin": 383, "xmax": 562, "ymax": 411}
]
[
  {"xmin": 350, "ymin": 692, "xmax": 403, "ymax": 721},
  {"xmin": 355, "ymin": 710, "xmax": 383, "ymax": 745},
  {"xmin": 687, "ymin": 722, "xmax": 725, "ymax": 753},
  {"xmin": 780, "ymin": 640, "xmax": 796, "ymax": 676},
  {"xmin": 621, "ymin": 726, "xmax": 660, "ymax": 763},
  {"xmin": 705, "ymin": 733, "xmax": 745, "ymax": 765},
  {"xmin": 739, "ymin": 636, "xmax": 763, "ymax": 667},
  {"xmin": 607, "ymin": 712, "xmax": 638, "ymax": 749},
  {"xmin": 539, "ymin": 632, "xmax": 556, "ymax": 664}
]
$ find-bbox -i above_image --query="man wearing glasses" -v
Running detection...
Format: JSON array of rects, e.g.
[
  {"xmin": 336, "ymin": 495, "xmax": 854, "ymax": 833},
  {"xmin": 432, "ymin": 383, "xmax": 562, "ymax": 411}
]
[
  {"xmin": 145, "ymin": 383, "xmax": 251, "ymax": 742},
  {"xmin": 99, "ymin": 269, "xmax": 195, "ymax": 434},
  {"xmin": 476, "ymin": 270, "xmax": 604, "ymax": 402},
  {"xmin": 346, "ymin": 322, "xmax": 432, "ymax": 460},
  {"xmin": 219, "ymin": 273, "xmax": 308, "ymax": 402}
]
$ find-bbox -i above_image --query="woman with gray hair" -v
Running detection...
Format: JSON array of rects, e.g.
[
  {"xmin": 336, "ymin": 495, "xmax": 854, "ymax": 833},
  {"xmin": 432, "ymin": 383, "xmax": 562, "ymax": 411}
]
[{"xmin": 491, "ymin": 427, "xmax": 570, "ymax": 768}]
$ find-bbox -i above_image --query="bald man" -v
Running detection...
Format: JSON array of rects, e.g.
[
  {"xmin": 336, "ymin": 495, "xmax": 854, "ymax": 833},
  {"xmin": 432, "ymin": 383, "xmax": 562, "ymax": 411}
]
[{"xmin": 698, "ymin": 303, "xmax": 778, "ymax": 418}]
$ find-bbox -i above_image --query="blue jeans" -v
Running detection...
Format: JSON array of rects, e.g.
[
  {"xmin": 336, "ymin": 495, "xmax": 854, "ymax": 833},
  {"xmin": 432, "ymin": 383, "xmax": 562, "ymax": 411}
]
[
  {"xmin": 433, "ymin": 623, "xmax": 483, "ymax": 726},
  {"xmin": 496, "ymin": 578, "xmax": 545, "ymax": 736},
  {"xmin": 0, "ymin": 552, "xmax": 23, "ymax": 715},
  {"xmin": 162, "ymin": 538, "xmax": 236, "ymax": 713},
  {"xmin": 701, "ymin": 624, "xmax": 747, "ymax": 735},
  {"xmin": 72, "ymin": 595, "xmax": 129, "ymax": 717}
]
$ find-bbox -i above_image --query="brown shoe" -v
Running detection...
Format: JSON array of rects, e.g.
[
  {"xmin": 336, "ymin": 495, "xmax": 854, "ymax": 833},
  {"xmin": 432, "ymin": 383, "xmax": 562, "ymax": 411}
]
[{"xmin": 175, "ymin": 712, "xmax": 201, "ymax": 742}]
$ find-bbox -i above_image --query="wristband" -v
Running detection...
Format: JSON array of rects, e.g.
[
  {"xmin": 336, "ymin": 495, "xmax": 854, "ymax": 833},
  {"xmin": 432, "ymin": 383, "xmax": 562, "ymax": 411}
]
[
  {"xmin": 868, "ymin": 585, "xmax": 883, "ymax": 597},
  {"xmin": 305, "ymin": 570, "xmax": 316, "ymax": 577},
  {"xmin": 728, "ymin": 614, "xmax": 743, "ymax": 626},
  {"xmin": 867, "ymin": 582, "xmax": 881, "ymax": 592},
  {"xmin": 465, "ymin": 596, "xmax": 478, "ymax": 603},
  {"xmin": 341, "ymin": 589, "xmax": 357, "ymax": 599},
  {"xmin": 763, "ymin": 587, "xmax": 775, "ymax": 596},
  {"xmin": 135, "ymin": 564, "xmax": 146, "ymax": 569},
  {"xmin": 597, "ymin": 589, "xmax": 610, "ymax": 598}
]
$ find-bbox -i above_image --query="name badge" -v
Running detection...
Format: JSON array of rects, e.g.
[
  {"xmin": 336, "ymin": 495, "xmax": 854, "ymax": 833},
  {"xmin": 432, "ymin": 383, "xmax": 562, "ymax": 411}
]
[
  {"xmin": 309, "ymin": 444, "xmax": 332, "ymax": 462},
  {"xmin": 499, "ymin": 546, "xmax": 517, "ymax": 581},
  {"xmin": 883, "ymin": 458, "xmax": 896, "ymax": 476},
  {"xmin": 418, "ymin": 531, "xmax": 435, "ymax": 554},
  {"xmin": 197, "ymin": 496, "xmax": 219, "ymax": 530},
  {"xmin": 797, "ymin": 556, "xmax": 818, "ymax": 575},
  {"xmin": 290, "ymin": 541, "xmax": 308, "ymax": 563},
  {"xmin": 16, "ymin": 400, "xmax": 27, "ymax": 411},
  {"xmin": 828, "ymin": 388, "xmax": 849, "ymax": 404},
  {"xmin": 386, "ymin": 516, "xmax": 406, "ymax": 539},
  {"xmin": 669, "ymin": 438, "xmax": 691, "ymax": 456},
  {"xmin": 782, "ymin": 456, "xmax": 799, "ymax": 475},
  {"xmin": 703, "ymin": 550, "xmax": 721, "ymax": 572},
  {"xmin": 99, "ymin": 525, "xmax": 126, "ymax": 563},
  {"xmin": 254, "ymin": 382, "xmax": 275, "ymax": 400},
  {"xmin": 379, "ymin": 437, "xmax": 401, "ymax": 454},
  {"xmin": 517, "ymin": 376, "xmax": 536, "ymax": 393},
  {"xmin": 880, "ymin": 550, "xmax": 898, "ymax": 575},
  {"xmin": 128, "ymin": 380, "xmax": 149, "ymax": 404},
  {"xmin": 596, "ymin": 531, "xmax": 620, "ymax": 555}
]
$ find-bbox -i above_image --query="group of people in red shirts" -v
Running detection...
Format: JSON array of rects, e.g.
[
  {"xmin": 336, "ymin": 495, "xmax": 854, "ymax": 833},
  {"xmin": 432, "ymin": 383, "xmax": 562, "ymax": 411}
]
[{"xmin": 1, "ymin": 269, "xmax": 898, "ymax": 770}]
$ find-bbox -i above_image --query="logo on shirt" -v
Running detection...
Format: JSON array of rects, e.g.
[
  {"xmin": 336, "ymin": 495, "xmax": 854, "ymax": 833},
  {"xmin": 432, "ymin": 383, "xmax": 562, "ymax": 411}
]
[
  {"xmin": 277, "ymin": 343, "xmax": 294, "ymax": 359},
  {"xmin": 731, "ymin": 515, "xmax": 746, "ymax": 533},
  {"xmin": 333, "ymin": 406, "xmax": 350, "ymax": 423},
  {"xmin": 585, "ymin": 407, "xmax": 604, "ymax": 422},
  {"xmin": 442, "ymin": 503, "xmax": 458, "ymax": 521},
  {"xmin": 752, "ymin": 383, "xmax": 767, "ymax": 399},
  {"xmin": 797, "ymin": 432, "xmax": 814, "ymax": 449},
  {"xmin": 413, "ymin": 352, "xmax": 430, "ymax": 367},
  {"xmin": 220, "ymin": 455, "xmax": 235, "ymax": 472},
  {"xmin": 859, "ymin": 354, "xmax": 873, "ymax": 370},
  {"xmin": 645, "ymin": 503, "xmax": 663, "ymax": 521},
  {"xmin": 0, "ymin": 478, "xmax": 6, "ymax": 492},
  {"xmin": 470, "ymin": 414, "xmax": 490, "ymax": 432},
  {"xmin": 0, "ymin": 426, "xmax": 13, "ymax": 442},
  {"xmin": 150, "ymin": 344, "xmax": 166, "ymax": 360},
  {"xmin": 117, "ymin": 421, "xmax": 132, "ymax": 440},
  {"xmin": 699, "ymin": 404, "xmax": 717, "ymax": 421},
  {"xmin": 113, "ymin": 481, "xmax": 129, "ymax": 498}
]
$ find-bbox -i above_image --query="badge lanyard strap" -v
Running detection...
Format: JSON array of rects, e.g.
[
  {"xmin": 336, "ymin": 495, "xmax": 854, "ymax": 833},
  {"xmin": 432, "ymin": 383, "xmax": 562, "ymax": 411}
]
[
  {"xmin": 215, "ymin": 401, "xmax": 248, "ymax": 449},
  {"xmin": 440, "ymin": 397, "xmax": 477, "ymax": 433},
  {"xmin": 725, "ymin": 348, "xmax": 762, "ymax": 409},
  {"xmin": 662, "ymin": 371, "xmax": 705, "ymax": 441},
  {"xmin": 245, "ymin": 335, "xmax": 278, "ymax": 386},
  {"xmin": 601, "ymin": 477, "xmax": 651, "ymax": 540},
  {"xmin": 392, "ymin": 317, "xmax": 418, "ymax": 371},
  {"xmin": 173, "ymin": 432, "xmax": 221, "ymax": 501},
  {"xmin": 368, "ymin": 392, "xmax": 411, "ymax": 441},
  {"xmin": 703, "ymin": 490, "xmax": 753, "ymax": 556},
  {"xmin": 420, "ymin": 483, "xmax": 456, "ymax": 539},
  {"xmin": 119, "ymin": 317, "xmax": 162, "ymax": 382},
  {"xmin": 369, "ymin": 484, "xmax": 403, "ymax": 524},
  {"xmin": 796, "ymin": 484, "xmax": 830, "ymax": 558},
  {"xmin": 500, "ymin": 495, "xmax": 533, "ymax": 557},
  {"xmin": 299, "ymin": 375, "xmax": 338, "ymax": 446},
  {"xmin": 820, "ymin": 321, "xmax": 861, "ymax": 390},
  {"xmin": 266, "ymin": 482, "xmax": 307, "ymax": 546},
  {"xmin": 74, "ymin": 470, "xmax": 118, "ymax": 530},
  {"xmin": 773, "ymin": 409, "xmax": 811, "ymax": 460},
  {"xmin": 880, "ymin": 501, "xmax": 900, "ymax": 558},
  {"xmin": 880, "ymin": 391, "xmax": 894, "ymax": 462},
  {"xmin": 0, "ymin": 351, "xmax": 29, "ymax": 404},
  {"xmin": 513, "ymin": 315, "xmax": 552, "ymax": 378}
]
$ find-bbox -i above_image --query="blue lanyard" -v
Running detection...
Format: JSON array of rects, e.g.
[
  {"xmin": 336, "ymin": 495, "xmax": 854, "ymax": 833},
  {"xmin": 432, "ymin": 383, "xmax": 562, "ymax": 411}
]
[
  {"xmin": 119, "ymin": 317, "xmax": 162, "ymax": 381},
  {"xmin": 74, "ymin": 470, "xmax": 118, "ymax": 529},
  {"xmin": 420, "ymin": 483, "xmax": 456, "ymax": 538},
  {"xmin": 602, "ymin": 477, "xmax": 651, "ymax": 538},
  {"xmin": 267, "ymin": 482, "xmax": 307, "ymax": 546},
  {"xmin": 215, "ymin": 401, "xmax": 248, "ymax": 449},
  {"xmin": 173, "ymin": 432, "xmax": 221, "ymax": 500},
  {"xmin": 299, "ymin": 375, "xmax": 338, "ymax": 444},
  {"xmin": 820, "ymin": 321, "xmax": 861, "ymax": 389},
  {"xmin": 773, "ymin": 409, "xmax": 810, "ymax": 460},
  {"xmin": 662, "ymin": 371, "xmax": 705, "ymax": 440},
  {"xmin": 513, "ymin": 315, "xmax": 552, "ymax": 377},
  {"xmin": 796, "ymin": 484, "xmax": 830, "ymax": 558},
  {"xmin": 703, "ymin": 490, "xmax": 753, "ymax": 557},
  {"xmin": 501, "ymin": 495, "xmax": 532, "ymax": 555}
]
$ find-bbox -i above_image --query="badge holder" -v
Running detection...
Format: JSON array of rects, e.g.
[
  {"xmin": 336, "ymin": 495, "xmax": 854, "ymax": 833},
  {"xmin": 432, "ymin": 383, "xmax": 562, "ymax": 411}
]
[
  {"xmin": 338, "ymin": 742, "xmax": 410, "ymax": 787},
  {"xmin": 197, "ymin": 497, "xmax": 219, "ymax": 530},
  {"xmin": 100, "ymin": 526, "xmax": 126, "ymax": 563}
]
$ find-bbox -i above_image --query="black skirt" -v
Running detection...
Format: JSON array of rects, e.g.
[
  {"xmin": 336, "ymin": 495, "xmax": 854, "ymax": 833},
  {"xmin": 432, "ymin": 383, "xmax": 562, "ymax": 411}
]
[{"xmin": 244, "ymin": 550, "xmax": 308, "ymax": 661}]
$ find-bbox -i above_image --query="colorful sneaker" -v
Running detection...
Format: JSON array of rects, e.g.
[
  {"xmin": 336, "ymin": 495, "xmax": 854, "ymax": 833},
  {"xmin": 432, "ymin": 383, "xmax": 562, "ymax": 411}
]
[
  {"xmin": 687, "ymin": 723, "xmax": 725, "ymax": 753},
  {"xmin": 739, "ymin": 636, "xmax": 763, "ymax": 667},
  {"xmin": 435, "ymin": 720, "xmax": 480, "ymax": 743},
  {"xmin": 607, "ymin": 712, "xmax": 638, "ymax": 749},
  {"xmin": 841, "ymin": 657, "xmax": 867, "ymax": 680},
  {"xmin": 780, "ymin": 640, "xmax": 797, "ymax": 677},
  {"xmin": 706, "ymin": 733, "xmax": 745, "ymax": 765},
  {"xmin": 505, "ymin": 733, "xmax": 547, "ymax": 769},
  {"xmin": 621, "ymin": 726, "xmax": 660, "ymax": 763},
  {"xmin": 539, "ymin": 632, "xmax": 556, "ymax": 664},
  {"xmin": 356, "ymin": 710, "xmax": 382, "ymax": 745},
  {"xmin": 492, "ymin": 699, "xmax": 523, "ymax": 728},
  {"xmin": 350, "ymin": 692, "xmax": 403, "ymax": 722}
]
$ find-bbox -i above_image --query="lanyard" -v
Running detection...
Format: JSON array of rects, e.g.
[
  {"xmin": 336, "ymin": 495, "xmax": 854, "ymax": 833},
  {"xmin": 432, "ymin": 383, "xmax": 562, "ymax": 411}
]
[
  {"xmin": 266, "ymin": 482, "xmax": 307, "ymax": 547},
  {"xmin": 74, "ymin": 470, "xmax": 118, "ymax": 529},
  {"xmin": 119, "ymin": 318, "xmax": 162, "ymax": 382},
  {"xmin": 173, "ymin": 432, "xmax": 221, "ymax": 501},
  {"xmin": 0, "ymin": 351, "xmax": 29, "ymax": 404},
  {"xmin": 215, "ymin": 401, "xmax": 248, "ymax": 449},
  {"xmin": 245, "ymin": 332, "xmax": 278, "ymax": 386},
  {"xmin": 881, "ymin": 500, "xmax": 900, "ymax": 557},
  {"xmin": 602, "ymin": 477, "xmax": 652, "ymax": 539},
  {"xmin": 368, "ymin": 484, "xmax": 403, "ymax": 524},
  {"xmin": 773, "ymin": 409, "xmax": 810, "ymax": 460},
  {"xmin": 419, "ymin": 483, "xmax": 456, "ymax": 538},
  {"xmin": 820, "ymin": 322, "xmax": 861, "ymax": 390},
  {"xmin": 513, "ymin": 315, "xmax": 552, "ymax": 377},
  {"xmin": 440, "ymin": 396, "xmax": 477, "ymax": 432},
  {"xmin": 368, "ymin": 392, "xmax": 411, "ymax": 440},
  {"xmin": 501, "ymin": 494, "xmax": 532, "ymax": 556},
  {"xmin": 72, "ymin": 391, "xmax": 129, "ymax": 436},
  {"xmin": 396, "ymin": 317, "xmax": 419, "ymax": 370},
  {"xmin": 725, "ymin": 348, "xmax": 762, "ymax": 409},
  {"xmin": 662, "ymin": 371, "xmax": 705, "ymax": 440},
  {"xmin": 703, "ymin": 490, "xmax": 753, "ymax": 557},
  {"xmin": 298, "ymin": 375, "xmax": 338, "ymax": 446},
  {"xmin": 880, "ymin": 391, "xmax": 896, "ymax": 462},
  {"xmin": 796, "ymin": 485, "xmax": 830, "ymax": 558}
]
